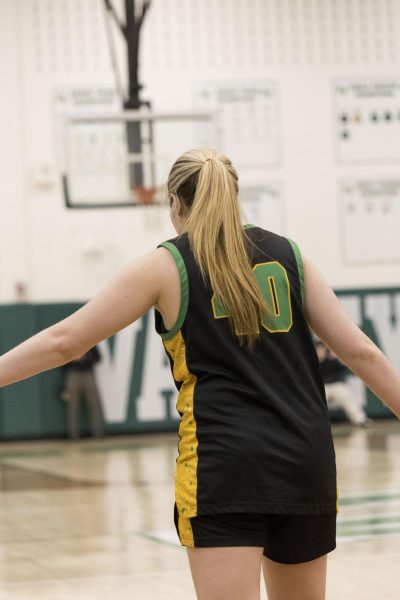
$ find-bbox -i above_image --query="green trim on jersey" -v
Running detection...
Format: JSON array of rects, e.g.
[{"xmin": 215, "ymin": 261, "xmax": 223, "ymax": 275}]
[
  {"xmin": 243, "ymin": 223, "xmax": 255, "ymax": 229},
  {"xmin": 288, "ymin": 239, "xmax": 304, "ymax": 306},
  {"xmin": 158, "ymin": 242, "xmax": 189, "ymax": 340}
]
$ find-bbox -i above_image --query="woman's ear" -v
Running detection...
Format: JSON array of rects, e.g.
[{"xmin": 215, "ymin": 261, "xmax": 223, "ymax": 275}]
[{"xmin": 171, "ymin": 194, "xmax": 183, "ymax": 216}]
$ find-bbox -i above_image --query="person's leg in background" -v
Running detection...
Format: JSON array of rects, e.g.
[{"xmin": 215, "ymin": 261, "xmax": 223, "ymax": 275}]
[
  {"xmin": 83, "ymin": 370, "xmax": 103, "ymax": 438},
  {"xmin": 325, "ymin": 381, "xmax": 371, "ymax": 426},
  {"xmin": 65, "ymin": 371, "xmax": 81, "ymax": 440}
]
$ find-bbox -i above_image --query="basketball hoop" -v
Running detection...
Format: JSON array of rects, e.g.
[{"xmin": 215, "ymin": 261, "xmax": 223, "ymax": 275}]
[
  {"xmin": 132, "ymin": 185, "xmax": 166, "ymax": 230},
  {"xmin": 133, "ymin": 185, "xmax": 158, "ymax": 205}
]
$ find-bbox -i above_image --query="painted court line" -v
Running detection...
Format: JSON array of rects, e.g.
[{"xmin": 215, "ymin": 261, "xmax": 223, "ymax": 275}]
[
  {"xmin": 141, "ymin": 529, "xmax": 181, "ymax": 547},
  {"xmin": 142, "ymin": 526, "xmax": 400, "ymax": 547},
  {"xmin": 337, "ymin": 530, "xmax": 400, "ymax": 544},
  {"xmin": 338, "ymin": 514, "xmax": 400, "ymax": 527},
  {"xmin": 141, "ymin": 493, "xmax": 400, "ymax": 547},
  {"xmin": 339, "ymin": 500, "xmax": 400, "ymax": 513},
  {"xmin": 340, "ymin": 490, "xmax": 400, "ymax": 504}
]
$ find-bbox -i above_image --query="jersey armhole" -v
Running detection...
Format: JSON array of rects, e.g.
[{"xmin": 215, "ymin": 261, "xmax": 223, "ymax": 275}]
[
  {"xmin": 157, "ymin": 241, "xmax": 189, "ymax": 340},
  {"xmin": 288, "ymin": 239, "xmax": 305, "ymax": 307}
]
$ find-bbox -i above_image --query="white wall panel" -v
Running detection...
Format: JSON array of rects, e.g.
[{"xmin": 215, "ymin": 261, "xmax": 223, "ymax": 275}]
[{"xmin": 0, "ymin": 0, "xmax": 400, "ymax": 302}]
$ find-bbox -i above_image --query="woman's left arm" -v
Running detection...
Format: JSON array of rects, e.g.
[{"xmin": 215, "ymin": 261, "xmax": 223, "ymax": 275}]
[{"xmin": 0, "ymin": 249, "xmax": 165, "ymax": 387}]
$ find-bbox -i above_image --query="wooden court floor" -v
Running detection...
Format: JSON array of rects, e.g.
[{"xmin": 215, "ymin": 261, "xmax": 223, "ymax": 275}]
[{"xmin": 0, "ymin": 420, "xmax": 399, "ymax": 599}]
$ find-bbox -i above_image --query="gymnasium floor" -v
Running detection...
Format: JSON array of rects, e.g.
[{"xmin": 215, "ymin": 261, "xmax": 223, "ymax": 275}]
[{"xmin": 0, "ymin": 421, "xmax": 399, "ymax": 599}]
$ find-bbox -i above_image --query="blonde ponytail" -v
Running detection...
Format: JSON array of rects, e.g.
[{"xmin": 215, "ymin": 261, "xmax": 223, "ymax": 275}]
[{"xmin": 167, "ymin": 149, "xmax": 267, "ymax": 348}]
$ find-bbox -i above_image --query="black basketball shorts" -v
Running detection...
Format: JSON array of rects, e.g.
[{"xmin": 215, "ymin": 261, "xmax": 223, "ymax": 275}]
[{"xmin": 174, "ymin": 506, "xmax": 336, "ymax": 565}]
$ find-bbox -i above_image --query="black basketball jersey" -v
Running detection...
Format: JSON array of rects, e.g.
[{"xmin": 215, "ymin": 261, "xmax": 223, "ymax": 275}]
[{"xmin": 155, "ymin": 226, "xmax": 337, "ymax": 522}]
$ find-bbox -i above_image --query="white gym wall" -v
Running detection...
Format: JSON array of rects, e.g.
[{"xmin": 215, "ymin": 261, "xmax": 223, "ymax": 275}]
[{"xmin": 0, "ymin": 0, "xmax": 400, "ymax": 304}]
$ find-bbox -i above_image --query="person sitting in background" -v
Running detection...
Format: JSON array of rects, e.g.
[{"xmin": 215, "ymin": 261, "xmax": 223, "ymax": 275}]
[
  {"xmin": 315, "ymin": 340, "xmax": 373, "ymax": 427},
  {"xmin": 61, "ymin": 346, "xmax": 103, "ymax": 439}
]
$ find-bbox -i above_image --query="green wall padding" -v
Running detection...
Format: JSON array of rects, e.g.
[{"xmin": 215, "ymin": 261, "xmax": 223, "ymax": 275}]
[
  {"xmin": 0, "ymin": 305, "xmax": 42, "ymax": 437},
  {"xmin": 0, "ymin": 287, "xmax": 398, "ymax": 440}
]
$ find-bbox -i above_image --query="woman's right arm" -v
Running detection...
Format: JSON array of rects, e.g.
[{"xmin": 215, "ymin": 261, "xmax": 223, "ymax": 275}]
[
  {"xmin": 303, "ymin": 257, "xmax": 400, "ymax": 418},
  {"xmin": 0, "ymin": 248, "xmax": 174, "ymax": 388}
]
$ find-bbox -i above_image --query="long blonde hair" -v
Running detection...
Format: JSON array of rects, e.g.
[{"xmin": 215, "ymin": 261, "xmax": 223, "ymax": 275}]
[{"xmin": 167, "ymin": 149, "xmax": 267, "ymax": 348}]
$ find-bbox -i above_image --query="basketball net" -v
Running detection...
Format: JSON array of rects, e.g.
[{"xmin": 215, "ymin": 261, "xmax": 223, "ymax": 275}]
[{"xmin": 133, "ymin": 185, "xmax": 165, "ymax": 230}]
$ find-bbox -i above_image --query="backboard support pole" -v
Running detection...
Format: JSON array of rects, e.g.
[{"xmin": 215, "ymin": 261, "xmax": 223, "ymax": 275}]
[
  {"xmin": 124, "ymin": 0, "xmax": 152, "ymax": 188},
  {"xmin": 103, "ymin": 0, "xmax": 153, "ymax": 188}
]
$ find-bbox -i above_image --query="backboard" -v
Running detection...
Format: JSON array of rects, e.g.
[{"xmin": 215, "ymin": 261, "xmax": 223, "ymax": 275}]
[{"xmin": 59, "ymin": 107, "xmax": 214, "ymax": 209}]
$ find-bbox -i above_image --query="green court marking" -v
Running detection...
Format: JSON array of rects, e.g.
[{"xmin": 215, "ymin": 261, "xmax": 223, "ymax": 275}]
[
  {"xmin": 81, "ymin": 440, "xmax": 178, "ymax": 453},
  {"xmin": 81, "ymin": 443, "xmax": 155, "ymax": 453},
  {"xmin": 340, "ymin": 492, "xmax": 400, "ymax": 506},
  {"xmin": 139, "ymin": 510, "xmax": 400, "ymax": 546},
  {"xmin": 337, "ymin": 527, "xmax": 400, "ymax": 541},
  {"xmin": 141, "ymin": 524, "xmax": 400, "ymax": 546},
  {"xmin": 138, "ymin": 531, "xmax": 183, "ymax": 549},
  {"xmin": 338, "ymin": 515, "xmax": 400, "ymax": 529},
  {"xmin": 0, "ymin": 449, "xmax": 64, "ymax": 459}
]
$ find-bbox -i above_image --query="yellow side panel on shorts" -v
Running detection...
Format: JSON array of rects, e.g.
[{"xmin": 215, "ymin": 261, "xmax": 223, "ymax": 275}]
[
  {"xmin": 178, "ymin": 512, "xmax": 195, "ymax": 547},
  {"xmin": 164, "ymin": 331, "xmax": 198, "ymax": 522}
]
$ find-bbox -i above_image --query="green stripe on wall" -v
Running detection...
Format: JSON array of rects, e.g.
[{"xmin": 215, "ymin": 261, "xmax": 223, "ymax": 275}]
[{"xmin": 0, "ymin": 287, "xmax": 398, "ymax": 439}]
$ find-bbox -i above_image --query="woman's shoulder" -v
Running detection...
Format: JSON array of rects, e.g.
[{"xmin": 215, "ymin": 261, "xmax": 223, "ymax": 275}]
[{"xmin": 245, "ymin": 225, "xmax": 296, "ymax": 251}]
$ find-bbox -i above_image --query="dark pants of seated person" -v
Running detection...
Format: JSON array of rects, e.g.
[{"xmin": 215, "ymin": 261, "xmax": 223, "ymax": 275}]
[{"xmin": 65, "ymin": 370, "xmax": 103, "ymax": 439}]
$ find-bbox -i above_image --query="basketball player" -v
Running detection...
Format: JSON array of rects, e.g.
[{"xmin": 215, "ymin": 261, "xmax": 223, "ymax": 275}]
[{"xmin": 0, "ymin": 149, "xmax": 398, "ymax": 600}]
